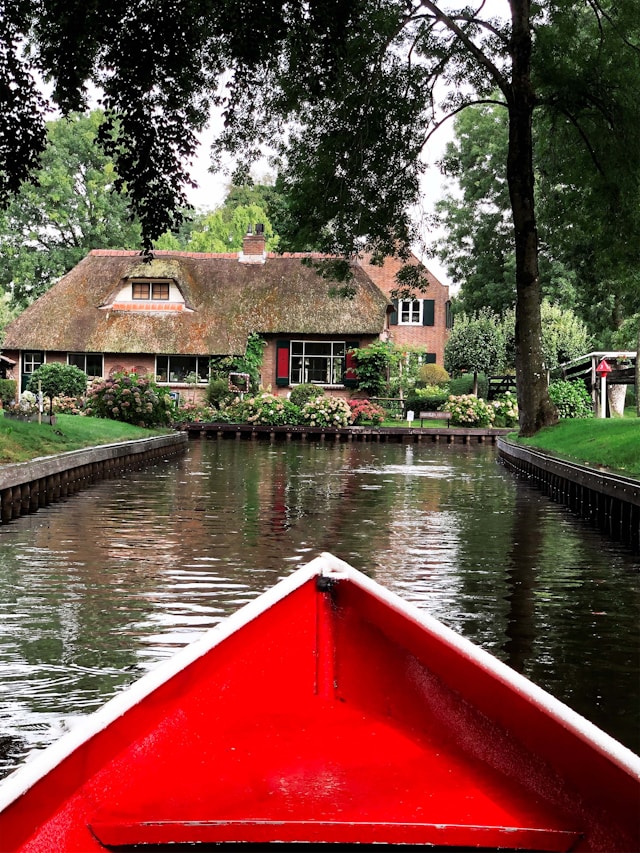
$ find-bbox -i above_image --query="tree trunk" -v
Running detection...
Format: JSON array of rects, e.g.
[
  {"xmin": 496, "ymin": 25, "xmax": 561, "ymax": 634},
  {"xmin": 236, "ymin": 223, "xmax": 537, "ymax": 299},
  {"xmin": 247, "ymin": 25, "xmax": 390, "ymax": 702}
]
[{"xmin": 507, "ymin": 0, "xmax": 557, "ymax": 436}]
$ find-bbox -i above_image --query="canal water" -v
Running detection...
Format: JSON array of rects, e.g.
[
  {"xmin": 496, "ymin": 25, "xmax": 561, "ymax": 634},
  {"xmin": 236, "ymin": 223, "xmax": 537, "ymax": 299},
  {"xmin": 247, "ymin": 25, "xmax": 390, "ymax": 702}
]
[{"xmin": 0, "ymin": 438, "xmax": 638, "ymax": 778}]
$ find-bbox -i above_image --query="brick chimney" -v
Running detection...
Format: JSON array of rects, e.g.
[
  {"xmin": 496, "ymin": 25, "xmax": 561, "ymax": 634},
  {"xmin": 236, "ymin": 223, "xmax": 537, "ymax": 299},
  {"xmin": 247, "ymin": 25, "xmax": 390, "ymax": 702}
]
[{"xmin": 239, "ymin": 223, "xmax": 266, "ymax": 264}]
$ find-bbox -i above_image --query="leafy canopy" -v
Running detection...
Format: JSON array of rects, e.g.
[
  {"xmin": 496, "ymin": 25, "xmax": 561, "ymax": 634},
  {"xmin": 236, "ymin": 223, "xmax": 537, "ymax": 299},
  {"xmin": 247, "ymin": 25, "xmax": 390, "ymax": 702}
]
[
  {"xmin": 0, "ymin": 110, "xmax": 141, "ymax": 307},
  {"xmin": 4, "ymin": 0, "xmax": 638, "ymax": 435},
  {"xmin": 26, "ymin": 362, "xmax": 88, "ymax": 414}
]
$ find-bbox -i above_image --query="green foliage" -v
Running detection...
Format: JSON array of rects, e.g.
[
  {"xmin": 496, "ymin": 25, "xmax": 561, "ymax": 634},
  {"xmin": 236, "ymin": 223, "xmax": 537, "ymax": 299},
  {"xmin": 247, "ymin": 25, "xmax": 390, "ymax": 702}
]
[
  {"xmin": 205, "ymin": 378, "xmax": 234, "ymax": 409},
  {"xmin": 289, "ymin": 384, "xmax": 326, "ymax": 407},
  {"xmin": 52, "ymin": 396, "xmax": 83, "ymax": 415},
  {"xmin": 175, "ymin": 402, "xmax": 219, "ymax": 423},
  {"xmin": 448, "ymin": 373, "xmax": 489, "ymax": 399},
  {"xmin": 548, "ymin": 380, "xmax": 593, "ymax": 419},
  {"xmin": 437, "ymin": 74, "xmax": 640, "ymax": 342},
  {"xmin": 446, "ymin": 395, "xmax": 495, "ymax": 428},
  {"xmin": 155, "ymin": 201, "xmax": 278, "ymax": 253},
  {"xmin": 0, "ymin": 379, "xmax": 17, "ymax": 407},
  {"xmin": 348, "ymin": 399, "xmax": 385, "ymax": 426},
  {"xmin": 417, "ymin": 363, "xmax": 449, "ymax": 387},
  {"xmin": 231, "ymin": 393, "xmax": 301, "ymax": 426},
  {"xmin": 209, "ymin": 333, "xmax": 266, "ymax": 393},
  {"xmin": 1, "ymin": 111, "xmax": 141, "ymax": 307},
  {"xmin": 299, "ymin": 396, "xmax": 351, "ymax": 428},
  {"xmin": 350, "ymin": 341, "xmax": 397, "ymax": 397},
  {"xmin": 444, "ymin": 311, "xmax": 504, "ymax": 378},
  {"xmin": 405, "ymin": 387, "xmax": 450, "ymax": 413},
  {"xmin": 501, "ymin": 301, "xmax": 591, "ymax": 371},
  {"xmin": 27, "ymin": 363, "xmax": 88, "ymax": 414},
  {"xmin": 607, "ymin": 315, "xmax": 640, "ymax": 351},
  {"xmin": 0, "ymin": 293, "xmax": 18, "ymax": 342},
  {"xmin": 85, "ymin": 372, "xmax": 173, "ymax": 427},
  {"xmin": 491, "ymin": 391, "xmax": 519, "ymax": 428}
]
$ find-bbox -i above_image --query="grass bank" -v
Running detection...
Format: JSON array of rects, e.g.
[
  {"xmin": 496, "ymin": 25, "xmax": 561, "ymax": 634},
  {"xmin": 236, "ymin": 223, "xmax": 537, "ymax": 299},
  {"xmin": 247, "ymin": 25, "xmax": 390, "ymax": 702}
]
[
  {"xmin": 514, "ymin": 417, "xmax": 640, "ymax": 478},
  {"xmin": 0, "ymin": 414, "xmax": 172, "ymax": 465}
]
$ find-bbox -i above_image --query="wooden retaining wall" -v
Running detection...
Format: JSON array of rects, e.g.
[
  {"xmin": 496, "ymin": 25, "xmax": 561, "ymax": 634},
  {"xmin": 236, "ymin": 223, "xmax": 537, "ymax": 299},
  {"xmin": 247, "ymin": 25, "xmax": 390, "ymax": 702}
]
[
  {"xmin": 497, "ymin": 438, "xmax": 640, "ymax": 552},
  {"xmin": 181, "ymin": 422, "xmax": 510, "ymax": 445},
  {"xmin": 0, "ymin": 433, "xmax": 188, "ymax": 525}
]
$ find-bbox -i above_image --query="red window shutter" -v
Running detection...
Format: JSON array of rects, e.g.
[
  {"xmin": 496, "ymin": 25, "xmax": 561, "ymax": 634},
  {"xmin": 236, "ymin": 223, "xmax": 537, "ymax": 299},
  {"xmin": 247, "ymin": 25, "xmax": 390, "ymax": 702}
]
[
  {"xmin": 343, "ymin": 342, "xmax": 359, "ymax": 387},
  {"xmin": 276, "ymin": 340, "xmax": 290, "ymax": 386}
]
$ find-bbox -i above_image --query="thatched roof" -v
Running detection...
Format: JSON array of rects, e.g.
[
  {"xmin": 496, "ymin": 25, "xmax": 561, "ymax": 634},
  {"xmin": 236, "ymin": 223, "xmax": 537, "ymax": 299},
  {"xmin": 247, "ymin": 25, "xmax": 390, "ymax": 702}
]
[{"xmin": 4, "ymin": 250, "xmax": 391, "ymax": 356}]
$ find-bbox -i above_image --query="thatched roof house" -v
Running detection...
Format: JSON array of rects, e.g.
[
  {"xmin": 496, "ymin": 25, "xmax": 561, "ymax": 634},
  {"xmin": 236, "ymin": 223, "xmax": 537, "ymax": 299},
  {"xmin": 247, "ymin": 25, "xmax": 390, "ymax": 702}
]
[{"xmin": 2, "ymin": 232, "xmax": 450, "ymax": 398}]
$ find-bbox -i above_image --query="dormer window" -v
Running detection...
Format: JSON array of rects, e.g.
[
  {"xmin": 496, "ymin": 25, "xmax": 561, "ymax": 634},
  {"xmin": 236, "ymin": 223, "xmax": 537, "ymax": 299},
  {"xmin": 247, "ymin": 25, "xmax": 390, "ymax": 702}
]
[
  {"xmin": 103, "ymin": 277, "xmax": 192, "ymax": 313},
  {"xmin": 132, "ymin": 281, "xmax": 170, "ymax": 300}
]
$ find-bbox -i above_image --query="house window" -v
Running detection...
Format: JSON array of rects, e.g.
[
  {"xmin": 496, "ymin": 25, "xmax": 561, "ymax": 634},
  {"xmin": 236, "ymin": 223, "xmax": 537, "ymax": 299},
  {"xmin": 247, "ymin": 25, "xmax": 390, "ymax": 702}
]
[
  {"xmin": 390, "ymin": 298, "xmax": 435, "ymax": 327},
  {"xmin": 23, "ymin": 351, "xmax": 44, "ymax": 374},
  {"xmin": 445, "ymin": 300, "xmax": 453, "ymax": 329},
  {"xmin": 156, "ymin": 355, "xmax": 209, "ymax": 383},
  {"xmin": 132, "ymin": 281, "xmax": 171, "ymax": 300},
  {"xmin": 399, "ymin": 300, "xmax": 422, "ymax": 324},
  {"xmin": 68, "ymin": 353, "xmax": 103, "ymax": 379},
  {"xmin": 290, "ymin": 341, "xmax": 345, "ymax": 385},
  {"xmin": 152, "ymin": 282, "xmax": 169, "ymax": 300}
]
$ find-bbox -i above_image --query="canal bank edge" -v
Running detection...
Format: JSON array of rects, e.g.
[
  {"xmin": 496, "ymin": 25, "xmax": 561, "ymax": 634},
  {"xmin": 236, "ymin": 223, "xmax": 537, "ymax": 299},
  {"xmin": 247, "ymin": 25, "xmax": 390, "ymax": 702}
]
[
  {"xmin": 497, "ymin": 437, "xmax": 640, "ymax": 551},
  {"xmin": 0, "ymin": 433, "xmax": 188, "ymax": 524}
]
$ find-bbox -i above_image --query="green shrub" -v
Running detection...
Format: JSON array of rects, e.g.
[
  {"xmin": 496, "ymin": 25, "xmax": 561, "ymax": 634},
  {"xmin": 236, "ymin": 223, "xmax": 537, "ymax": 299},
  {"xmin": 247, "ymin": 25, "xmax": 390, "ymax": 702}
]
[
  {"xmin": 289, "ymin": 383, "xmax": 326, "ymax": 407},
  {"xmin": 417, "ymin": 363, "xmax": 450, "ymax": 387},
  {"xmin": 52, "ymin": 395, "xmax": 83, "ymax": 415},
  {"xmin": 491, "ymin": 391, "xmax": 519, "ymax": 427},
  {"xmin": 348, "ymin": 399, "xmax": 385, "ymax": 425},
  {"xmin": 548, "ymin": 380, "xmax": 593, "ymax": 419},
  {"xmin": 85, "ymin": 372, "xmax": 173, "ymax": 427},
  {"xmin": 446, "ymin": 394, "xmax": 495, "ymax": 427},
  {"xmin": 448, "ymin": 372, "xmax": 489, "ymax": 398},
  {"xmin": 300, "ymin": 395, "xmax": 351, "ymax": 428},
  {"xmin": 175, "ymin": 402, "xmax": 219, "ymax": 423},
  {"xmin": 0, "ymin": 379, "xmax": 17, "ymax": 407},
  {"xmin": 405, "ymin": 386, "xmax": 450, "ymax": 413},
  {"xmin": 205, "ymin": 377, "xmax": 234, "ymax": 409},
  {"xmin": 232, "ymin": 392, "xmax": 301, "ymax": 426},
  {"xmin": 349, "ymin": 341, "xmax": 395, "ymax": 396},
  {"xmin": 27, "ymin": 362, "xmax": 88, "ymax": 414}
]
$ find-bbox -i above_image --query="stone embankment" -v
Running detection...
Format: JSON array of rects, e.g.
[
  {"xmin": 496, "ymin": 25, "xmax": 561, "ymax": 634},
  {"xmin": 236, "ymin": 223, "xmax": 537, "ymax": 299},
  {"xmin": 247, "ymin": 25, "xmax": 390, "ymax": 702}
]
[
  {"xmin": 0, "ymin": 433, "xmax": 187, "ymax": 524},
  {"xmin": 497, "ymin": 438, "xmax": 640, "ymax": 551},
  {"xmin": 180, "ymin": 422, "xmax": 510, "ymax": 444}
]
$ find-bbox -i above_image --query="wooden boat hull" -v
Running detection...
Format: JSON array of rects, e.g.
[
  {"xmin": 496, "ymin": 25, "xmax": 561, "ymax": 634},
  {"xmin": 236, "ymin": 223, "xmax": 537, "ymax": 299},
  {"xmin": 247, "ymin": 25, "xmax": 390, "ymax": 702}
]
[{"xmin": 0, "ymin": 553, "xmax": 638, "ymax": 851}]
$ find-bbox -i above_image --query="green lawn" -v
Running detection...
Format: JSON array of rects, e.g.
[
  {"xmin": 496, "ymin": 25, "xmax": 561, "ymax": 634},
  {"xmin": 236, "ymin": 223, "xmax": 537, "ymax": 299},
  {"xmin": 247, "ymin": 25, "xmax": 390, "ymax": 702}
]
[
  {"xmin": 514, "ymin": 417, "xmax": 640, "ymax": 478},
  {"xmin": 0, "ymin": 413, "xmax": 172, "ymax": 465}
]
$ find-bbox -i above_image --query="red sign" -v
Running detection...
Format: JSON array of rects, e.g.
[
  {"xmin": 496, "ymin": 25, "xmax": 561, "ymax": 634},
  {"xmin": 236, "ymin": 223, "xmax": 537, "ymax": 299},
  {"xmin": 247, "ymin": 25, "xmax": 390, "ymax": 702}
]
[{"xmin": 595, "ymin": 358, "xmax": 612, "ymax": 376}]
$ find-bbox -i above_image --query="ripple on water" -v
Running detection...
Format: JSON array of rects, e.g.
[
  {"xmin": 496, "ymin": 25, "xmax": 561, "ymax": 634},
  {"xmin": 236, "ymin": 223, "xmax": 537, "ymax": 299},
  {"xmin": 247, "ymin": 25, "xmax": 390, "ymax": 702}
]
[{"xmin": 0, "ymin": 440, "xmax": 637, "ymax": 777}]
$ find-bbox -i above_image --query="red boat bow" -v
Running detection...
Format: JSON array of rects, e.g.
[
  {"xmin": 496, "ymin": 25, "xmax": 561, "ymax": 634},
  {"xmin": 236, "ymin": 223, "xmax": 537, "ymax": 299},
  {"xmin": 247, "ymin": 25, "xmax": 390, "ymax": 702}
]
[{"xmin": 0, "ymin": 554, "xmax": 638, "ymax": 851}]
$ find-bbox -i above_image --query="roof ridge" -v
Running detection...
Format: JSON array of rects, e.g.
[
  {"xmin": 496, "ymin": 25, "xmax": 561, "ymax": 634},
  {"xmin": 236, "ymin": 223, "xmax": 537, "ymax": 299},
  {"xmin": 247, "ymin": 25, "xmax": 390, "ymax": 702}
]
[{"xmin": 89, "ymin": 249, "xmax": 341, "ymax": 261}]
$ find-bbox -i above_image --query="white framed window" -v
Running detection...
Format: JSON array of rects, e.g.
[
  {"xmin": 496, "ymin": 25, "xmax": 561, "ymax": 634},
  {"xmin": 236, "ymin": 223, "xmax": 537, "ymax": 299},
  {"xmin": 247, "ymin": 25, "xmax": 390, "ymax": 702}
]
[
  {"xmin": 290, "ymin": 341, "xmax": 345, "ymax": 385},
  {"xmin": 23, "ymin": 351, "xmax": 44, "ymax": 374},
  {"xmin": 68, "ymin": 353, "xmax": 103, "ymax": 379},
  {"xmin": 156, "ymin": 355, "xmax": 210, "ymax": 384},
  {"xmin": 398, "ymin": 300, "xmax": 422, "ymax": 325}
]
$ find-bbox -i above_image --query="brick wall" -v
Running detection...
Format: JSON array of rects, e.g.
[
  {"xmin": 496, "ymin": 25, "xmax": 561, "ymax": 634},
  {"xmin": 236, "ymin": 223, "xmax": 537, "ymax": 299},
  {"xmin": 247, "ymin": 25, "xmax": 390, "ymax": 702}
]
[{"xmin": 358, "ymin": 253, "xmax": 450, "ymax": 364}]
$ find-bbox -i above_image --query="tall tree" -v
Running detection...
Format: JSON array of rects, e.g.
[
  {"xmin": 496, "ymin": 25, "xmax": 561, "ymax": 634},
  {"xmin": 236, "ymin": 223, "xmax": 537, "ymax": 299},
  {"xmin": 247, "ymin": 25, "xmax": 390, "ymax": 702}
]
[
  {"xmin": 0, "ymin": 110, "xmax": 141, "ymax": 307},
  {"xmin": 436, "ymin": 73, "xmax": 639, "ymax": 344},
  {"xmin": 435, "ymin": 104, "xmax": 579, "ymax": 319},
  {"xmin": 155, "ymin": 203, "xmax": 277, "ymax": 252},
  {"xmin": 3, "ymin": 0, "xmax": 638, "ymax": 434}
]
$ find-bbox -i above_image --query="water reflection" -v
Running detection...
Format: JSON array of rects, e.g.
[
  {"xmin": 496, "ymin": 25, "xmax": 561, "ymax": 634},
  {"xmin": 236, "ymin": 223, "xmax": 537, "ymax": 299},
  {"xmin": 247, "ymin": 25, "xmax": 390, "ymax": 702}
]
[{"xmin": 0, "ymin": 438, "xmax": 638, "ymax": 777}]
